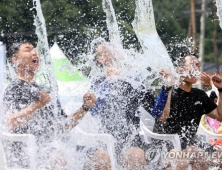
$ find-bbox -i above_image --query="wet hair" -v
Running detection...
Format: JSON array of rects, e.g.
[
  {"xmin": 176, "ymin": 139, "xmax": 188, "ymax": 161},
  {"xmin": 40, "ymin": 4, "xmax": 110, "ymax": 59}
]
[
  {"xmin": 7, "ymin": 41, "xmax": 32, "ymax": 65},
  {"xmin": 209, "ymin": 91, "xmax": 218, "ymax": 101},
  {"xmin": 91, "ymin": 38, "xmax": 105, "ymax": 68},
  {"xmin": 176, "ymin": 51, "xmax": 197, "ymax": 68},
  {"xmin": 91, "ymin": 37, "xmax": 106, "ymax": 55}
]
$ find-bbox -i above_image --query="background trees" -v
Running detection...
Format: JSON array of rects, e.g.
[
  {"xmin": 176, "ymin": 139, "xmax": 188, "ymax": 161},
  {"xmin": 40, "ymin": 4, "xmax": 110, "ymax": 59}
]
[{"xmin": 0, "ymin": 0, "xmax": 221, "ymax": 65}]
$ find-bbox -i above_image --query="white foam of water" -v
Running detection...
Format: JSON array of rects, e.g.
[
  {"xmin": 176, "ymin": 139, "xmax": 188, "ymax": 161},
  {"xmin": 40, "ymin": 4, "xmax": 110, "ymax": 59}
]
[
  {"xmin": 132, "ymin": 0, "xmax": 175, "ymax": 75},
  {"xmin": 33, "ymin": 0, "xmax": 59, "ymax": 119}
]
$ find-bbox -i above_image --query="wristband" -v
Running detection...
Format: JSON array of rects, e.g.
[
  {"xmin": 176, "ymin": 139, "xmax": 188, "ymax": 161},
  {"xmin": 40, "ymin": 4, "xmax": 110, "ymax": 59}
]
[
  {"xmin": 218, "ymin": 88, "xmax": 222, "ymax": 92},
  {"xmin": 82, "ymin": 104, "xmax": 89, "ymax": 111}
]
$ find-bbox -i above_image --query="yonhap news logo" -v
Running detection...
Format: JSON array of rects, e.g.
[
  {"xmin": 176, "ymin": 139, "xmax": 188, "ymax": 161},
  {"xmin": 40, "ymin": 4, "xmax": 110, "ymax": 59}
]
[{"xmin": 145, "ymin": 149, "xmax": 222, "ymax": 162}]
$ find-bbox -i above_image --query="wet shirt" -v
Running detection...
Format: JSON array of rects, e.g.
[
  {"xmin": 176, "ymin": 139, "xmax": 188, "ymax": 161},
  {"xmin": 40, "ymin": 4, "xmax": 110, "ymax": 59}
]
[
  {"xmin": 90, "ymin": 76, "xmax": 154, "ymax": 147},
  {"xmin": 3, "ymin": 78, "xmax": 69, "ymax": 168},
  {"xmin": 3, "ymin": 78, "xmax": 67, "ymax": 145},
  {"xmin": 153, "ymin": 87, "xmax": 217, "ymax": 149}
]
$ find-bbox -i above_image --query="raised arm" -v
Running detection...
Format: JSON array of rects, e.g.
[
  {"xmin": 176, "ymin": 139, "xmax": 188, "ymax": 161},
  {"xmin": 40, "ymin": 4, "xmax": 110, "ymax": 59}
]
[
  {"xmin": 147, "ymin": 68, "xmax": 174, "ymax": 120},
  {"xmin": 199, "ymin": 72, "xmax": 213, "ymax": 86},
  {"xmin": 200, "ymin": 72, "xmax": 218, "ymax": 98},
  {"xmin": 5, "ymin": 91, "xmax": 51, "ymax": 131},
  {"xmin": 68, "ymin": 91, "xmax": 96, "ymax": 129},
  {"xmin": 206, "ymin": 75, "xmax": 222, "ymax": 121},
  {"xmin": 158, "ymin": 89, "xmax": 172, "ymax": 121},
  {"xmin": 147, "ymin": 87, "xmax": 172, "ymax": 121}
]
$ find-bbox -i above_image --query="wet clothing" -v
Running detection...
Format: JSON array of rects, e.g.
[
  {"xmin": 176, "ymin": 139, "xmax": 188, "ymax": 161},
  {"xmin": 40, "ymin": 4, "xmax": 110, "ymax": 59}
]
[
  {"xmin": 90, "ymin": 76, "xmax": 155, "ymax": 164},
  {"xmin": 153, "ymin": 87, "xmax": 217, "ymax": 150},
  {"xmin": 150, "ymin": 87, "xmax": 171, "ymax": 119},
  {"xmin": 3, "ymin": 78, "xmax": 68, "ymax": 168}
]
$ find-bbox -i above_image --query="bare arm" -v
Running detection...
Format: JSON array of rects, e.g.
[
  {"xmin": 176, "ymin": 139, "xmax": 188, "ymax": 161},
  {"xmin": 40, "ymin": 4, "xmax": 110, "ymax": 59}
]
[
  {"xmin": 68, "ymin": 91, "xmax": 96, "ymax": 129},
  {"xmin": 67, "ymin": 107, "xmax": 88, "ymax": 129},
  {"xmin": 157, "ymin": 68, "xmax": 174, "ymax": 121},
  {"xmin": 199, "ymin": 72, "xmax": 213, "ymax": 86},
  {"xmin": 5, "ymin": 91, "xmax": 51, "ymax": 131},
  {"xmin": 158, "ymin": 89, "xmax": 172, "ymax": 121},
  {"xmin": 200, "ymin": 72, "xmax": 219, "ymax": 93}
]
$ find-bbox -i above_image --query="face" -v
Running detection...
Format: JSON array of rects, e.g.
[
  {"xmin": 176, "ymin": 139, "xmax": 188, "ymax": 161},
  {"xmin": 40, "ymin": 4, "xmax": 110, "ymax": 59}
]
[
  {"xmin": 96, "ymin": 44, "xmax": 116, "ymax": 67},
  {"xmin": 179, "ymin": 55, "xmax": 200, "ymax": 84},
  {"xmin": 12, "ymin": 43, "xmax": 39, "ymax": 72}
]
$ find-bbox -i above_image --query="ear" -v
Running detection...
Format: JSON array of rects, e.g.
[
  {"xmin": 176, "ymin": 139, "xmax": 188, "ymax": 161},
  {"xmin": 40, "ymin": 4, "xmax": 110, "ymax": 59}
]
[
  {"xmin": 98, "ymin": 57, "xmax": 104, "ymax": 64},
  {"xmin": 11, "ymin": 56, "xmax": 17, "ymax": 64},
  {"xmin": 176, "ymin": 66, "xmax": 184, "ymax": 74}
]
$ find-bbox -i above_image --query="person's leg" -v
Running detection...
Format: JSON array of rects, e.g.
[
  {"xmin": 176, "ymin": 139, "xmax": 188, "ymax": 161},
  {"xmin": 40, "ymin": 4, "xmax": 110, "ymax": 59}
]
[
  {"xmin": 48, "ymin": 149, "xmax": 67, "ymax": 170},
  {"xmin": 184, "ymin": 146, "xmax": 208, "ymax": 170},
  {"xmin": 123, "ymin": 147, "xmax": 145, "ymax": 170},
  {"xmin": 88, "ymin": 149, "xmax": 111, "ymax": 170},
  {"xmin": 165, "ymin": 149, "xmax": 190, "ymax": 170},
  {"xmin": 166, "ymin": 146, "xmax": 209, "ymax": 170},
  {"xmin": 207, "ymin": 148, "xmax": 222, "ymax": 169}
]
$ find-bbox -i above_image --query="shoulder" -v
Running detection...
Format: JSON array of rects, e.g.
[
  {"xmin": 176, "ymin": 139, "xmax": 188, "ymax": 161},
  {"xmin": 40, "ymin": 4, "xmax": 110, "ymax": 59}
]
[
  {"xmin": 4, "ymin": 79, "xmax": 25, "ymax": 94},
  {"xmin": 3, "ymin": 79, "xmax": 37, "ymax": 101},
  {"xmin": 119, "ymin": 80, "xmax": 134, "ymax": 92},
  {"xmin": 3, "ymin": 79, "xmax": 26, "ymax": 107},
  {"xmin": 191, "ymin": 88, "xmax": 208, "ymax": 96},
  {"xmin": 92, "ymin": 76, "xmax": 106, "ymax": 86}
]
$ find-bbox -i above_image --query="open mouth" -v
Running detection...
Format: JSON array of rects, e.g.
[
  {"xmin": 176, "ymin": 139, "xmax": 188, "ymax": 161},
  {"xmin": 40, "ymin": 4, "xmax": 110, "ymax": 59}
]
[{"xmin": 32, "ymin": 59, "xmax": 39, "ymax": 64}]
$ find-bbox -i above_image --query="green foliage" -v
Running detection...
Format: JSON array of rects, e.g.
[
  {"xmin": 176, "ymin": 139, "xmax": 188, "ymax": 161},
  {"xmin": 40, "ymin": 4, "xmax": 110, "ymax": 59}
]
[
  {"xmin": 153, "ymin": 0, "xmax": 190, "ymax": 43},
  {"xmin": 0, "ymin": 0, "xmax": 221, "ymax": 65}
]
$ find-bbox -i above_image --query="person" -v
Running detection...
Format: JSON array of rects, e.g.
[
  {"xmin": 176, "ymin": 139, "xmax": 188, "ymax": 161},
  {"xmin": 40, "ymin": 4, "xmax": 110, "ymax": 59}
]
[
  {"xmin": 209, "ymin": 91, "xmax": 218, "ymax": 104},
  {"xmin": 153, "ymin": 52, "xmax": 222, "ymax": 170},
  {"xmin": 3, "ymin": 41, "xmax": 111, "ymax": 170},
  {"xmin": 89, "ymin": 40, "xmax": 156, "ymax": 170},
  {"xmin": 200, "ymin": 73, "xmax": 222, "ymax": 150},
  {"xmin": 201, "ymin": 91, "xmax": 221, "ymax": 133}
]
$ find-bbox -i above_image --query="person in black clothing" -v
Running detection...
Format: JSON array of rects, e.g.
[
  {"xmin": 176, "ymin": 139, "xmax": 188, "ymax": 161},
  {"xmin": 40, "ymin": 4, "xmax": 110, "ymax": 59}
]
[
  {"xmin": 90, "ymin": 40, "xmax": 155, "ymax": 170},
  {"xmin": 154, "ymin": 53, "xmax": 222, "ymax": 170},
  {"xmin": 3, "ymin": 42, "xmax": 111, "ymax": 170},
  {"xmin": 210, "ymin": 91, "xmax": 218, "ymax": 104}
]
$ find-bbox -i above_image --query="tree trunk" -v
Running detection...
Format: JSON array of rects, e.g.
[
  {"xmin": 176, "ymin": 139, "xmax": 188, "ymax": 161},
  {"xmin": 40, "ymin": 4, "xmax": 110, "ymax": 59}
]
[
  {"xmin": 198, "ymin": 0, "xmax": 206, "ymax": 90},
  {"xmin": 213, "ymin": 1, "xmax": 219, "ymax": 73},
  {"xmin": 191, "ymin": 0, "xmax": 197, "ymax": 53},
  {"xmin": 199, "ymin": 0, "xmax": 206, "ymax": 71},
  {"xmin": 188, "ymin": 15, "xmax": 192, "ymax": 38}
]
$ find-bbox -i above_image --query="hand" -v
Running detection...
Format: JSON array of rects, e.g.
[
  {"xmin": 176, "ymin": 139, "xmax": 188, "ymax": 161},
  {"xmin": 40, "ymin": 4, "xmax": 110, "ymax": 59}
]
[
  {"xmin": 200, "ymin": 72, "xmax": 213, "ymax": 86},
  {"xmin": 83, "ymin": 91, "xmax": 96, "ymax": 110},
  {"xmin": 160, "ymin": 68, "xmax": 172, "ymax": 78},
  {"xmin": 159, "ymin": 68, "xmax": 175, "ymax": 86},
  {"xmin": 212, "ymin": 75, "xmax": 222, "ymax": 89},
  {"xmin": 107, "ymin": 67, "xmax": 120, "ymax": 76},
  {"xmin": 36, "ymin": 91, "xmax": 51, "ymax": 108}
]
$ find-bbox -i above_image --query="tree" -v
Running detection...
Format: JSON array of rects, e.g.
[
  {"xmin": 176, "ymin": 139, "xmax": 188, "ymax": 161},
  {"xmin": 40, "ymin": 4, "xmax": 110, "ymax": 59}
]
[{"xmin": 0, "ymin": 0, "xmax": 221, "ymax": 64}]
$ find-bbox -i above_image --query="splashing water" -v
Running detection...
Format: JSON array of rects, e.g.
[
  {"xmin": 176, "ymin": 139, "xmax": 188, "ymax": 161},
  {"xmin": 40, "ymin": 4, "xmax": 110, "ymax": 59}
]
[
  {"xmin": 102, "ymin": 0, "xmax": 122, "ymax": 47},
  {"xmin": 132, "ymin": 0, "xmax": 175, "ymax": 76},
  {"xmin": 33, "ymin": 0, "xmax": 59, "ymax": 119},
  {"xmin": 2, "ymin": 0, "xmax": 196, "ymax": 169},
  {"xmin": 83, "ymin": 0, "xmax": 176, "ymax": 91}
]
